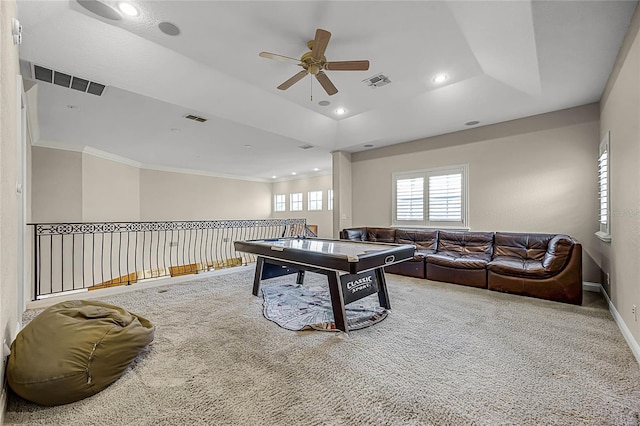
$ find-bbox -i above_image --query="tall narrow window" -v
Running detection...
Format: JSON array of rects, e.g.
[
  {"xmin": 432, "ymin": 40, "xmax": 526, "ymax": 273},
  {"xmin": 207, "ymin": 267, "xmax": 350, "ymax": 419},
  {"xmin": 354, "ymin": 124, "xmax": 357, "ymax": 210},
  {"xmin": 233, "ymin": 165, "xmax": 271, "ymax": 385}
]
[
  {"xmin": 596, "ymin": 132, "xmax": 611, "ymax": 242},
  {"xmin": 290, "ymin": 192, "xmax": 303, "ymax": 211},
  {"xmin": 308, "ymin": 190, "xmax": 322, "ymax": 211},
  {"xmin": 274, "ymin": 194, "xmax": 286, "ymax": 212},
  {"xmin": 328, "ymin": 189, "xmax": 334, "ymax": 211},
  {"xmin": 393, "ymin": 165, "xmax": 468, "ymax": 228}
]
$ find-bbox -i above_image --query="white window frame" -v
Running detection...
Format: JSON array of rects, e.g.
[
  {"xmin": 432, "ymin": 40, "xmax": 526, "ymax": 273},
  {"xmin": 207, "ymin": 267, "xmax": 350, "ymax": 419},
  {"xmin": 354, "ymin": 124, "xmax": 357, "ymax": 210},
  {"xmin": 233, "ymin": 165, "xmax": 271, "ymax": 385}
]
[
  {"xmin": 290, "ymin": 192, "xmax": 303, "ymax": 212},
  {"xmin": 328, "ymin": 189, "xmax": 334, "ymax": 211},
  {"xmin": 596, "ymin": 132, "xmax": 611, "ymax": 242},
  {"xmin": 308, "ymin": 190, "xmax": 323, "ymax": 211},
  {"xmin": 274, "ymin": 194, "xmax": 286, "ymax": 212},
  {"xmin": 392, "ymin": 164, "xmax": 469, "ymax": 229}
]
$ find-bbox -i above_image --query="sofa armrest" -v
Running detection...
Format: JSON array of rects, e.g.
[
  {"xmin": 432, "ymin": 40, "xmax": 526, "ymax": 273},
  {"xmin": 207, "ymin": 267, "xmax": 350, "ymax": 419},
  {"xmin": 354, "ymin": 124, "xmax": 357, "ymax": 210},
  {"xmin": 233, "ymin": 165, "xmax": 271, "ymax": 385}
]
[
  {"xmin": 340, "ymin": 228, "xmax": 368, "ymax": 241},
  {"xmin": 542, "ymin": 235, "xmax": 574, "ymax": 273}
]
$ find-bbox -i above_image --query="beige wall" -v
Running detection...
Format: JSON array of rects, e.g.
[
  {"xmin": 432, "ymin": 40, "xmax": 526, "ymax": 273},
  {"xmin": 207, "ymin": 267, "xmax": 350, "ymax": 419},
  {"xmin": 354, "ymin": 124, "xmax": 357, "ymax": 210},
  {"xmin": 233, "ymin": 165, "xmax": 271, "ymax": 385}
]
[
  {"xmin": 332, "ymin": 151, "xmax": 352, "ymax": 238},
  {"xmin": 350, "ymin": 104, "xmax": 601, "ymax": 283},
  {"xmin": 0, "ymin": 0, "xmax": 20, "ymax": 417},
  {"xmin": 139, "ymin": 169, "xmax": 272, "ymax": 221},
  {"xmin": 82, "ymin": 154, "xmax": 140, "ymax": 222},
  {"xmin": 31, "ymin": 147, "xmax": 82, "ymax": 223},
  {"xmin": 599, "ymin": 5, "xmax": 640, "ymax": 347},
  {"xmin": 31, "ymin": 149, "xmax": 272, "ymax": 222},
  {"xmin": 271, "ymin": 174, "xmax": 333, "ymax": 238}
]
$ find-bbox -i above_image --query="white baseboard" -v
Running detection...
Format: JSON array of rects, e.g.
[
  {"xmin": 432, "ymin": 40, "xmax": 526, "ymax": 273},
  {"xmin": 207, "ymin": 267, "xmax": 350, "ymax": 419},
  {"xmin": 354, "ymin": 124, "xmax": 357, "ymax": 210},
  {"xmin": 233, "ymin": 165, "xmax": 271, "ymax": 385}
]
[
  {"xmin": 601, "ymin": 288, "xmax": 640, "ymax": 365},
  {"xmin": 582, "ymin": 281, "xmax": 602, "ymax": 292}
]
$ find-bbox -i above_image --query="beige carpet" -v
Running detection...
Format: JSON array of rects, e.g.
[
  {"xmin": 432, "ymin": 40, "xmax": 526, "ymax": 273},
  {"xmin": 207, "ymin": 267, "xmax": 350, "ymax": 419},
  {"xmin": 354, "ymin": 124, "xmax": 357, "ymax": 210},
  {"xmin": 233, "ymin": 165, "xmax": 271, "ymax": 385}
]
[{"xmin": 5, "ymin": 269, "xmax": 640, "ymax": 425}]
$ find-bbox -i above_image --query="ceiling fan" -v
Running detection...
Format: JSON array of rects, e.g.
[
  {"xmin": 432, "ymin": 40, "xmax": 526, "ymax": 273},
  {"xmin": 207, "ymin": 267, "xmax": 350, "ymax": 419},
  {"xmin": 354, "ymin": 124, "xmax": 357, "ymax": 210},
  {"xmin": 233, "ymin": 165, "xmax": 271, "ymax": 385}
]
[{"xmin": 259, "ymin": 28, "xmax": 370, "ymax": 96}]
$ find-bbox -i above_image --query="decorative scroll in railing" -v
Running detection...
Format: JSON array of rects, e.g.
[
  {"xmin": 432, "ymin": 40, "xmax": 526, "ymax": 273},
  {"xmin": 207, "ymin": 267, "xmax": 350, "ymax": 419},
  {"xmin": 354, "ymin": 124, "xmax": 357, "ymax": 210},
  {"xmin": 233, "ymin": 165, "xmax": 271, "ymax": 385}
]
[{"xmin": 31, "ymin": 218, "xmax": 314, "ymax": 300}]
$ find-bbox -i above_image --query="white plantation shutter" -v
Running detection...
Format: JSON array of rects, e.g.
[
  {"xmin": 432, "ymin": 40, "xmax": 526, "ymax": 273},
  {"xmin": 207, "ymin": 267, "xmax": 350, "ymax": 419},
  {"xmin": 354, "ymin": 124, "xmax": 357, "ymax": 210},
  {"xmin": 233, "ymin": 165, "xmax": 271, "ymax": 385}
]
[
  {"xmin": 596, "ymin": 132, "xmax": 611, "ymax": 242},
  {"xmin": 428, "ymin": 173, "xmax": 462, "ymax": 221},
  {"xmin": 396, "ymin": 176, "xmax": 424, "ymax": 221},
  {"xmin": 598, "ymin": 150, "xmax": 608, "ymax": 225},
  {"xmin": 393, "ymin": 165, "xmax": 468, "ymax": 227}
]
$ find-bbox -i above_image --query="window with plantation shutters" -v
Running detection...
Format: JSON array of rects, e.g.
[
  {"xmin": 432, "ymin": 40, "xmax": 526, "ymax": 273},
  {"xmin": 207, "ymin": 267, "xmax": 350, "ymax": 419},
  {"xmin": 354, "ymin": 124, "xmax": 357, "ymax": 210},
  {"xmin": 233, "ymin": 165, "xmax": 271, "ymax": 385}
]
[
  {"xmin": 596, "ymin": 132, "xmax": 611, "ymax": 242},
  {"xmin": 392, "ymin": 165, "xmax": 468, "ymax": 228},
  {"xmin": 396, "ymin": 176, "xmax": 424, "ymax": 222},
  {"xmin": 428, "ymin": 173, "xmax": 462, "ymax": 222}
]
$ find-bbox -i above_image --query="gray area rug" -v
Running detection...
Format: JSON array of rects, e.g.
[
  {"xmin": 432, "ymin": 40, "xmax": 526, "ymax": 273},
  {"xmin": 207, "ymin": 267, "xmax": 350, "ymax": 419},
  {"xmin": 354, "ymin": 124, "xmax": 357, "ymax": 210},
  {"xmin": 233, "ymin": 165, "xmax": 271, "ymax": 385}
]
[
  {"xmin": 5, "ymin": 269, "xmax": 640, "ymax": 425},
  {"xmin": 261, "ymin": 282, "xmax": 387, "ymax": 331}
]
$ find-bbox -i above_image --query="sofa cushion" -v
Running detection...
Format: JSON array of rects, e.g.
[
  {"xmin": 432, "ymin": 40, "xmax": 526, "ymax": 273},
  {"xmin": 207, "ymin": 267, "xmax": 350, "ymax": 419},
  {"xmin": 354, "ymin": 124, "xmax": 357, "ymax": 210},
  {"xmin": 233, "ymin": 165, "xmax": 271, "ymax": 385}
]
[
  {"xmin": 489, "ymin": 233, "xmax": 574, "ymax": 278},
  {"xmin": 493, "ymin": 232, "xmax": 553, "ymax": 261},
  {"xmin": 488, "ymin": 256, "xmax": 547, "ymax": 277},
  {"xmin": 426, "ymin": 252, "xmax": 491, "ymax": 269},
  {"xmin": 367, "ymin": 228, "xmax": 396, "ymax": 243},
  {"xmin": 437, "ymin": 231, "xmax": 494, "ymax": 256},
  {"xmin": 395, "ymin": 229, "xmax": 437, "ymax": 251}
]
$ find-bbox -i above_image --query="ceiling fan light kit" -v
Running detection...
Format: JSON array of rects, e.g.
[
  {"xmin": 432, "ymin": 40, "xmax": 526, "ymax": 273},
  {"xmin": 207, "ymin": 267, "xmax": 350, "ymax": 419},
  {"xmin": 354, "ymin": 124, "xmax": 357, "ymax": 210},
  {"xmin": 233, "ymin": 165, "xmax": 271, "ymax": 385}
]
[{"xmin": 260, "ymin": 28, "xmax": 370, "ymax": 96}]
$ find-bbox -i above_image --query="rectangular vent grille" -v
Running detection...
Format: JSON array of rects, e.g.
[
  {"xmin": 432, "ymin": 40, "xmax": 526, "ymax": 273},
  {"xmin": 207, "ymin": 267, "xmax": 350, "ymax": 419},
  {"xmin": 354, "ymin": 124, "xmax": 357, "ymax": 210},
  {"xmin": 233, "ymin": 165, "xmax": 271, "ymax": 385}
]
[
  {"xmin": 298, "ymin": 144, "xmax": 314, "ymax": 150},
  {"xmin": 185, "ymin": 114, "xmax": 208, "ymax": 123},
  {"xmin": 363, "ymin": 73, "xmax": 391, "ymax": 88},
  {"xmin": 32, "ymin": 64, "xmax": 106, "ymax": 96}
]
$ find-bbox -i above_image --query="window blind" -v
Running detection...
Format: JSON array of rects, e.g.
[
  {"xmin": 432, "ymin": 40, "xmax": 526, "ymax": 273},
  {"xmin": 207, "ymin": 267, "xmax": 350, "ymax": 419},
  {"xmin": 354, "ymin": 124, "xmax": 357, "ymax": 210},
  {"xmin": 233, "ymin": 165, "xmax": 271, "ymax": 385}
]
[
  {"xmin": 428, "ymin": 173, "xmax": 462, "ymax": 221},
  {"xmin": 396, "ymin": 177, "xmax": 424, "ymax": 221},
  {"xmin": 598, "ymin": 150, "xmax": 608, "ymax": 225}
]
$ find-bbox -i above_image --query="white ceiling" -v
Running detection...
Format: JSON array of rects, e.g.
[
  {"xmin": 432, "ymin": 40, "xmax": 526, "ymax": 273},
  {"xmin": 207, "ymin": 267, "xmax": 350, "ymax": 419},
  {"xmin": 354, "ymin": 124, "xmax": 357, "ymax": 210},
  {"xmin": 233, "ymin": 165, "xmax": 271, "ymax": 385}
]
[{"xmin": 16, "ymin": 0, "xmax": 638, "ymax": 181}]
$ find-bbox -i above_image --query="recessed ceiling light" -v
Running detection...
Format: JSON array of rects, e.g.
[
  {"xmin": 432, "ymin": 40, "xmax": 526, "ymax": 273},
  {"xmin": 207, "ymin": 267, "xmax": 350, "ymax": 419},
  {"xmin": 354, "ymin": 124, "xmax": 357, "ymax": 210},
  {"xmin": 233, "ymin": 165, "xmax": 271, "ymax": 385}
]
[
  {"xmin": 313, "ymin": 168, "xmax": 320, "ymax": 171},
  {"xmin": 433, "ymin": 73, "xmax": 448, "ymax": 84},
  {"xmin": 244, "ymin": 144, "xmax": 252, "ymax": 148},
  {"xmin": 335, "ymin": 108, "xmax": 346, "ymax": 115},
  {"xmin": 272, "ymin": 176, "xmax": 277, "ymax": 179},
  {"xmin": 364, "ymin": 144, "xmax": 374, "ymax": 148},
  {"xmin": 117, "ymin": 2, "xmax": 139, "ymax": 17},
  {"xmin": 67, "ymin": 105, "xmax": 78, "ymax": 109},
  {"xmin": 465, "ymin": 121, "xmax": 480, "ymax": 126},
  {"xmin": 291, "ymin": 172, "xmax": 297, "ymax": 175},
  {"xmin": 318, "ymin": 100, "xmax": 330, "ymax": 106},
  {"xmin": 158, "ymin": 21, "xmax": 180, "ymax": 36},
  {"xmin": 169, "ymin": 127, "xmax": 180, "ymax": 132}
]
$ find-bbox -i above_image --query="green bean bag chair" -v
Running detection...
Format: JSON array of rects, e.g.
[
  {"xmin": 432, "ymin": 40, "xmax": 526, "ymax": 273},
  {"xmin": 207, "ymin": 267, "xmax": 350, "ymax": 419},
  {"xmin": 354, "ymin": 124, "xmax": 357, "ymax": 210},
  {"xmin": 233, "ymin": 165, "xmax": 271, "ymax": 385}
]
[{"xmin": 7, "ymin": 300, "xmax": 154, "ymax": 406}]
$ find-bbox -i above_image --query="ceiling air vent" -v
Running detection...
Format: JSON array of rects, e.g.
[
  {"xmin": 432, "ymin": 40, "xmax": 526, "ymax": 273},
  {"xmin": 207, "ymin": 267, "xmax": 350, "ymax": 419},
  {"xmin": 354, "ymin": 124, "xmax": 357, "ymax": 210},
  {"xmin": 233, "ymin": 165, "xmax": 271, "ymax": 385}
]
[
  {"xmin": 184, "ymin": 114, "xmax": 208, "ymax": 123},
  {"xmin": 32, "ymin": 64, "xmax": 106, "ymax": 96},
  {"xmin": 363, "ymin": 73, "xmax": 391, "ymax": 88},
  {"xmin": 298, "ymin": 144, "xmax": 314, "ymax": 150}
]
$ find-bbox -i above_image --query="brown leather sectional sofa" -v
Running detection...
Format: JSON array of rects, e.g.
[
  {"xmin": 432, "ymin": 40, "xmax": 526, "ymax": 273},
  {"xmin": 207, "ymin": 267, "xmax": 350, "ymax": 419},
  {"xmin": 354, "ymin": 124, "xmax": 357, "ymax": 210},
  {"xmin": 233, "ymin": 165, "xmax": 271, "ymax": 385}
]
[{"xmin": 340, "ymin": 227, "xmax": 583, "ymax": 305}]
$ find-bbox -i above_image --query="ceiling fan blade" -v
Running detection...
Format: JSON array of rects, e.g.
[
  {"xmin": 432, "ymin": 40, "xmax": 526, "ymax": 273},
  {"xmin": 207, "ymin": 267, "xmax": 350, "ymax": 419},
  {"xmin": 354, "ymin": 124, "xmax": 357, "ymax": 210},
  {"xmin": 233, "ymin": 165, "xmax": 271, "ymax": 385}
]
[
  {"xmin": 277, "ymin": 70, "xmax": 308, "ymax": 90},
  {"xmin": 324, "ymin": 60, "xmax": 370, "ymax": 71},
  {"xmin": 311, "ymin": 29, "xmax": 331, "ymax": 60},
  {"xmin": 316, "ymin": 71, "xmax": 338, "ymax": 96},
  {"xmin": 259, "ymin": 52, "xmax": 303, "ymax": 66}
]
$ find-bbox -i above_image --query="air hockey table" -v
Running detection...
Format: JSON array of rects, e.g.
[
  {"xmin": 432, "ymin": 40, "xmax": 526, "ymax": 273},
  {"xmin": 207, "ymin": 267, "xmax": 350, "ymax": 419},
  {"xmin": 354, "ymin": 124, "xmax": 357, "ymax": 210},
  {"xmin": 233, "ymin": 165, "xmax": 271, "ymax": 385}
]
[{"xmin": 234, "ymin": 237, "xmax": 416, "ymax": 333}]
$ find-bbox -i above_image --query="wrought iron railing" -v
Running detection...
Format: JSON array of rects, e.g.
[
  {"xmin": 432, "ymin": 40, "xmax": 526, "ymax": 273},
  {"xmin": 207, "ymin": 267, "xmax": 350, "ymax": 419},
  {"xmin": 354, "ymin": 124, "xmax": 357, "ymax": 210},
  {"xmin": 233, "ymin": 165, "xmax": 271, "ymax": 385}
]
[{"xmin": 30, "ymin": 218, "xmax": 314, "ymax": 300}]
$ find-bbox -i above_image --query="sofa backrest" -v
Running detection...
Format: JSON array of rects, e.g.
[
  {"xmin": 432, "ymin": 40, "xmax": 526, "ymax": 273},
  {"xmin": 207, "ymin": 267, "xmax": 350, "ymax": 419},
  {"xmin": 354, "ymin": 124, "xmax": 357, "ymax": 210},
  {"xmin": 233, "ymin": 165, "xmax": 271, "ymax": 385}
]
[
  {"xmin": 437, "ymin": 231, "xmax": 494, "ymax": 255},
  {"xmin": 341, "ymin": 227, "xmax": 368, "ymax": 241},
  {"xmin": 494, "ymin": 232, "xmax": 563, "ymax": 261},
  {"xmin": 366, "ymin": 227, "xmax": 396, "ymax": 243},
  {"xmin": 395, "ymin": 229, "xmax": 437, "ymax": 251}
]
